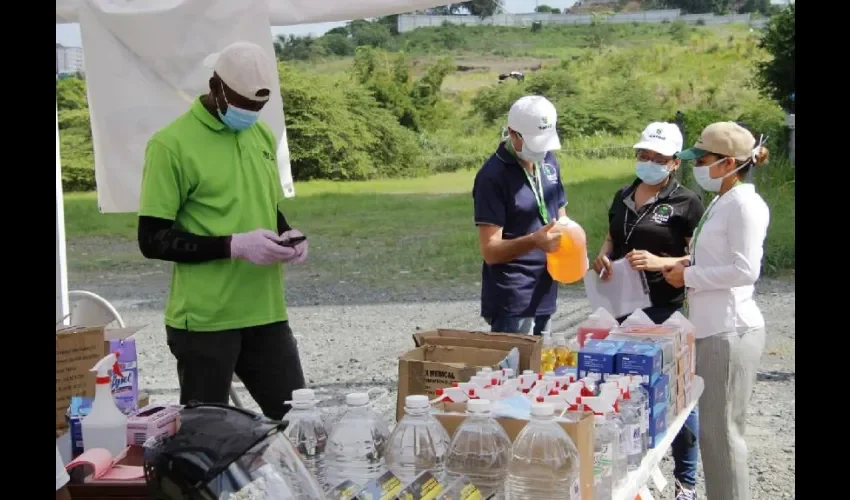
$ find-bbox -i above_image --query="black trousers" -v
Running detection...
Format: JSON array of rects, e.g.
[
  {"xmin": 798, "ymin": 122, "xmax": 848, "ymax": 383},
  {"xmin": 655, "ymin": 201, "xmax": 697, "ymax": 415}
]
[{"xmin": 165, "ymin": 321, "xmax": 306, "ymax": 421}]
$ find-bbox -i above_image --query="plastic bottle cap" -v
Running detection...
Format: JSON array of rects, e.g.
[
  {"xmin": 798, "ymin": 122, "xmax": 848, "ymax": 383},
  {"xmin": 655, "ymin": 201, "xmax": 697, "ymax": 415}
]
[
  {"xmin": 523, "ymin": 370, "xmax": 535, "ymax": 375},
  {"xmin": 481, "ymin": 367, "xmax": 493, "ymax": 373},
  {"xmin": 531, "ymin": 402, "xmax": 555, "ymax": 417},
  {"xmin": 405, "ymin": 395, "xmax": 430, "ymax": 409},
  {"xmin": 346, "ymin": 393, "xmax": 369, "ymax": 406},
  {"xmin": 467, "ymin": 399, "xmax": 491, "ymax": 412},
  {"xmin": 291, "ymin": 388, "xmax": 315, "ymax": 401}
]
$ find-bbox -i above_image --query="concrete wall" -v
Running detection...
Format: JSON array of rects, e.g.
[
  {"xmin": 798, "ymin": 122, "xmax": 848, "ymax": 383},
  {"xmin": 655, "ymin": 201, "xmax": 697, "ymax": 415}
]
[{"xmin": 398, "ymin": 10, "xmax": 768, "ymax": 33}]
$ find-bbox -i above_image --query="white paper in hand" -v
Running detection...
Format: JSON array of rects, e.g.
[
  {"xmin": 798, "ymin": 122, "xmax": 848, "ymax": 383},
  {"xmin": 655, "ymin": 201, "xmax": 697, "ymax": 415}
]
[{"xmin": 583, "ymin": 258, "xmax": 651, "ymax": 319}]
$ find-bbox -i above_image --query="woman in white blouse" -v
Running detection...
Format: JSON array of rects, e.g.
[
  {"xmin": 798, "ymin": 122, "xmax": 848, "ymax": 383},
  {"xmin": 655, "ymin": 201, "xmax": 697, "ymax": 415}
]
[{"xmin": 662, "ymin": 122, "xmax": 770, "ymax": 500}]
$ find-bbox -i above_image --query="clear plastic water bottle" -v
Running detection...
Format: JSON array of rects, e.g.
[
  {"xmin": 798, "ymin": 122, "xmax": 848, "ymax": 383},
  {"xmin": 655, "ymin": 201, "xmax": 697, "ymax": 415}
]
[
  {"xmin": 324, "ymin": 392, "xmax": 390, "ymax": 489},
  {"xmin": 619, "ymin": 396, "xmax": 643, "ymax": 471},
  {"xmin": 628, "ymin": 379, "xmax": 650, "ymax": 456},
  {"xmin": 282, "ymin": 389, "xmax": 328, "ymax": 489},
  {"xmin": 599, "ymin": 382, "xmax": 628, "ymax": 485},
  {"xmin": 505, "ymin": 402, "xmax": 581, "ymax": 500},
  {"xmin": 385, "ymin": 395, "xmax": 452, "ymax": 486},
  {"xmin": 445, "ymin": 399, "xmax": 512, "ymax": 498},
  {"xmin": 592, "ymin": 413, "xmax": 619, "ymax": 500}
]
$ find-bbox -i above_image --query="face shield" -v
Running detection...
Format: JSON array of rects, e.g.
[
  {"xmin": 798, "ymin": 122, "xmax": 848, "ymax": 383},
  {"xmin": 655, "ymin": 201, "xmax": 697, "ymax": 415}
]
[{"xmin": 145, "ymin": 404, "xmax": 325, "ymax": 500}]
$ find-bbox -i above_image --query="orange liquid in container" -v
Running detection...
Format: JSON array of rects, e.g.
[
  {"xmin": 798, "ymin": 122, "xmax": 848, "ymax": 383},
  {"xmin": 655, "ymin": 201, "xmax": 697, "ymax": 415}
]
[{"xmin": 546, "ymin": 217, "xmax": 589, "ymax": 284}]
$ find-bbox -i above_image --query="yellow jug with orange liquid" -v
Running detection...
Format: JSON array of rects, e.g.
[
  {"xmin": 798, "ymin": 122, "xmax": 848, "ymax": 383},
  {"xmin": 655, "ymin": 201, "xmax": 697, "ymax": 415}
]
[{"xmin": 546, "ymin": 216, "xmax": 589, "ymax": 284}]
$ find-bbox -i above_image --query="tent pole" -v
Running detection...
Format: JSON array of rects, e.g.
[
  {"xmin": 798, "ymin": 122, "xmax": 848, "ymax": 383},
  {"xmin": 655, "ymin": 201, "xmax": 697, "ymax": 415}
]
[{"xmin": 56, "ymin": 103, "xmax": 70, "ymax": 325}]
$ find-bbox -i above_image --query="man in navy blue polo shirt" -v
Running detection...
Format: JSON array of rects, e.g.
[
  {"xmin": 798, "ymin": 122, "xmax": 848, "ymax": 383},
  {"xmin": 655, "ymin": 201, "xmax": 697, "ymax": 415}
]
[{"xmin": 473, "ymin": 95, "xmax": 567, "ymax": 335}]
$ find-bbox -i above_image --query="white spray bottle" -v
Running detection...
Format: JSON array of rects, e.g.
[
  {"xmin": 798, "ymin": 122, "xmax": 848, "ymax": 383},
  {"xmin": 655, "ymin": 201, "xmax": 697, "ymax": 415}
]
[{"xmin": 82, "ymin": 352, "xmax": 128, "ymax": 456}]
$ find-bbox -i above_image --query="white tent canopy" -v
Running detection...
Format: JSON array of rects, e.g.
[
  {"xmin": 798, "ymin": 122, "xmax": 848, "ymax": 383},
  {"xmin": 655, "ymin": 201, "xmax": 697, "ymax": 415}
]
[{"xmin": 55, "ymin": 0, "xmax": 448, "ymax": 322}]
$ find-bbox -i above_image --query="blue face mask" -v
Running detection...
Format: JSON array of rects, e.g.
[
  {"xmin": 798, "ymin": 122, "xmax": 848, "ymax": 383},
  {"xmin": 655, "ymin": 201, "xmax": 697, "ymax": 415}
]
[
  {"xmin": 218, "ymin": 105, "xmax": 259, "ymax": 131},
  {"xmin": 635, "ymin": 161, "xmax": 671, "ymax": 185},
  {"xmin": 217, "ymin": 86, "xmax": 260, "ymax": 131}
]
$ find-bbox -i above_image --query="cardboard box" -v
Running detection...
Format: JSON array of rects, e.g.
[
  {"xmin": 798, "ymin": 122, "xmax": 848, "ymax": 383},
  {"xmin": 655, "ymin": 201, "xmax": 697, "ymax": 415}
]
[
  {"xmin": 616, "ymin": 342, "xmax": 663, "ymax": 385},
  {"xmin": 434, "ymin": 407, "xmax": 595, "ymax": 500},
  {"xmin": 648, "ymin": 406, "xmax": 668, "ymax": 448},
  {"xmin": 396, "ymin": 345, "xmax": 507, "ymax": 422},
  {"xmin": 645, "ymin": 373, "xmax": 669, "ymax": 412},
  {"xmin": 412, "ymin": 329, "xmax": 542, "ymax": 373},
  {"xmin": 609, "ymin": 326, "xmax": 679, "ymax": 365},
  {"xmin": 56, "ymin": 325, "xmax": 143, "ymax": 430},
  {"xmin": 577, "ymin": 340, "xmax": 624, "ymax": 379}
]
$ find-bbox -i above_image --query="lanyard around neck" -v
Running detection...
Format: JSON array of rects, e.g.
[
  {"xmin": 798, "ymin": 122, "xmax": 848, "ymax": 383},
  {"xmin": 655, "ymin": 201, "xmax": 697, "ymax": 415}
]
[
  {"xmin": 504, "ymin": 139, "xmax": 549, "ymax": 224},
  {"xmin": 522, "ymin": 164, "xmax": 549, "ymax": 224}
]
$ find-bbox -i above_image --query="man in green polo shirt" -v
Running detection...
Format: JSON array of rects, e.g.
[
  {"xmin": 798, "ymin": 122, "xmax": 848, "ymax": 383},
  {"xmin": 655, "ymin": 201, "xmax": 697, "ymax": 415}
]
[{"xmin": 137, "ymin": 41, "xmax": 307, "ymax": 420}]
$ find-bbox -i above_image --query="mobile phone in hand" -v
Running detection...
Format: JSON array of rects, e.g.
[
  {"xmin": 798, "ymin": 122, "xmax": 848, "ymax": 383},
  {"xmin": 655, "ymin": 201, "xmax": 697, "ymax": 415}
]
[{"xmin": 279, "ymin": 235, "xmax": 307, "ymax": 247}]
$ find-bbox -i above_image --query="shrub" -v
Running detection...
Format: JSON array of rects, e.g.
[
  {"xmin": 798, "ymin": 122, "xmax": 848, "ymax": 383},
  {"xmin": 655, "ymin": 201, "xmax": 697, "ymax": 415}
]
[
  {"xmin": 279, "ymin": 63, "xmax": 425, "ymax": 181},
  {"xmin": 63, "ymin": 167, "xmax": 97, "ymax": 192}
]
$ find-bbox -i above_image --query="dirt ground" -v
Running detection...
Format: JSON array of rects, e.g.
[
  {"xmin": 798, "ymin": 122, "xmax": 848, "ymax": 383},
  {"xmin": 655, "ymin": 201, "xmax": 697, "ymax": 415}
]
[{"xmin": 68, "ymin": 247, "xmax": 795, "ymax": 499}]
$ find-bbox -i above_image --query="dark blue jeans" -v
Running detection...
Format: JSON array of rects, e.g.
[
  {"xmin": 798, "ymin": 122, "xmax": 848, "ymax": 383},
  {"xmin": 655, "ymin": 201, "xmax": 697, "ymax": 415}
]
[
  {"xmin": 618, "ymin": 305, "xmax": 699, "ymax": 488},
  {"xmin": 485, "ymin": 315, "xmax": 552, "ymax": 336},
  {"xmin": 672, "ymin": 408, "xmax": 699, "ymax": 488}
]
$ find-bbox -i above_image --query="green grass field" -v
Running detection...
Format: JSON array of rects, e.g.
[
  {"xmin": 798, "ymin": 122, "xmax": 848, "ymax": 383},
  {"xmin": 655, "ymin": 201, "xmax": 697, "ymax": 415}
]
[{"xmin": 64, "ymin": 156, "xmax": 794, "ymax": 287}]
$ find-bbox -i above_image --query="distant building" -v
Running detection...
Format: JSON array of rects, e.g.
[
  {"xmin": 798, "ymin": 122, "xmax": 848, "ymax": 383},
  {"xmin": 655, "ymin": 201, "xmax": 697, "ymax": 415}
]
[{"xmin": 56, "ymin": 43, "xmax": 84, "ymax": 76}]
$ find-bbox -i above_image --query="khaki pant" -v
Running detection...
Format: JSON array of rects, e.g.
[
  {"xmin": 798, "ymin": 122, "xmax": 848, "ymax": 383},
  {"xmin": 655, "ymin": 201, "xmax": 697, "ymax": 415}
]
[{"xmin": 696, "ymin": 327, "xmax": 766, "ymax": 500}]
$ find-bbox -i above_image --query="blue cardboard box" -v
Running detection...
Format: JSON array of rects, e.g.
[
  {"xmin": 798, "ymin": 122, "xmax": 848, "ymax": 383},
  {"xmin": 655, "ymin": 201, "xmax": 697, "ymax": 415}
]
[
  {"xmin": 649, "ymin": 404, "xmax": 668, "ymax": 448},
  {"xmin": 616, "ymin": 341, "xmax": 663, "ymax": 385},
  {"xmin": 65, "ymin": 396, "xmax": 93, "ymax": 458},
  {"xmin": 643, "ymin": 373, "xmax": 669, "ymax": 411},
  {"xmin": 577, "ymin": 340, "xmax": 625, "ymax": 380}
]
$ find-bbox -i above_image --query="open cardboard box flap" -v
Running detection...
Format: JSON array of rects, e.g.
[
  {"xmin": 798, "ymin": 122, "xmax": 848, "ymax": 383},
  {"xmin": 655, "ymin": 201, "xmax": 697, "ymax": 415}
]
[
  {"xmin": 411, "ymin": 329, "xmax": 542, "ymax": 372},
  {"xmin": 396, "ymin": 345, "xmax": 507, "ymax": 423}
]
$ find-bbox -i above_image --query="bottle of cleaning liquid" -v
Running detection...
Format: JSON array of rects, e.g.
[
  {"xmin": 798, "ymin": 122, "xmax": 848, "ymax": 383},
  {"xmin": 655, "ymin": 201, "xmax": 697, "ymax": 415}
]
[
  {"xmin": 541, "ymin": 332, "xmax": 556, "ymax": 374},
  {"xmin": 553, "ymin": 332, "xmax": 570, "ymax": 370},
  {"xmin": 610, "ymin": 380, "xmax": 643, "ymax": 470},
  {"xmin": 324, "ymin": 393, "xmax": 390, "ymax": 489},
  {"xmin": 82, "ymin": 352, "xmax": 127, "ymax": 456},
  {"xmin": 282, "ymin": 389, "xmax": 328, "ymax": 490},
  {"xmin": 599, "ymin": 384, "xmax": 628, "ymax": 487},
  {"xmin": 566, "ymin": 337, "xmax": 581, "ymax": 367},
  {"xmin": 627, "ymin": 378, "xmax": 650, "ymax": 456},
  {"xmin": 580, "ymin": 397, "xmax": 619, "ymax": 500},
  {"xmin": 576, "ymin": 308, "xmax": 619, "ymax": 347},
  {"xmin": 386, "ymin": 395, "xmax": 452, "ymax": 486},
  {"xmin": 505, "ymin": 402, "xmax": 582, "ymax": 500},
  {"xmin": 445, "ymin": 399, "xmax": 513, "ymax": 498},
  {"xmin": 546, "ymin": 216, "xmax": 589, "ymax": 285}
]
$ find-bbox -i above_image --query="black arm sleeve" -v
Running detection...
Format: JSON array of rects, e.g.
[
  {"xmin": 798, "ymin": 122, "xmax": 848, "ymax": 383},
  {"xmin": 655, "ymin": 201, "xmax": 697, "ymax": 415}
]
[
  {"xmin": 277, "ymin": 210, "xmax": 292, "ymax": 234},
  {"xmin": 137, "ymin": 216, "xmax": 231, "ymax": 264}
]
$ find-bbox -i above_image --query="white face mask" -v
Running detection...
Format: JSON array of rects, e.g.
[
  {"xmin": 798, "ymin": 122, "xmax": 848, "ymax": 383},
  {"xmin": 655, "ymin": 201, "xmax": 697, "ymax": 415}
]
[
  {"xmin": 516, "ymin": 143, "xmax": 547, "ymax": 163},
  {"xmin": 693, "ymin": 158, "xmax": 745, "ymax": 192}
]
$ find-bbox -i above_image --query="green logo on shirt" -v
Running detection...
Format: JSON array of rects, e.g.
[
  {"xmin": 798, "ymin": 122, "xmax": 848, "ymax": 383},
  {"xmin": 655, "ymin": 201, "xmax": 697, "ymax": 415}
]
[{"xmin": 651, "ymin": 204, "xmax": 674, "ymax": 224}]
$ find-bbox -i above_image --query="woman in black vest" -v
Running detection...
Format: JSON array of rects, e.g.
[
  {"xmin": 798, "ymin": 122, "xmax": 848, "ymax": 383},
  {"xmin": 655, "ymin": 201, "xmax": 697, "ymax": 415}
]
[{"xmin": 591, "ymin": 122, "xmax": 704, "ymax": 500}]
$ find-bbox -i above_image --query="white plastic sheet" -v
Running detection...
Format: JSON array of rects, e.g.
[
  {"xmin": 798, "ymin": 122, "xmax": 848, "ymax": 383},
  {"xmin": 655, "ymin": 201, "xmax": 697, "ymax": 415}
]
[
  {"xmin": 583, "ymin": 258, "xmax": 652, "ymax": 319},
  {"xmin": 78, "ymin": 0, "xmax": 290, "ymax": 212},
  {"xmin": 61, "ymin": 0, "xmax": 449, "ymax": 213},
  {"xmin": 57, "ymin": 0, "xmax": 453, "ymax": 26}
]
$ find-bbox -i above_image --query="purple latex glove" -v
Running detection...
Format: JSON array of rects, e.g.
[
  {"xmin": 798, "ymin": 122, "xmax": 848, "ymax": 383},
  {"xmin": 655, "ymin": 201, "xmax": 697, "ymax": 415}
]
[
  {"xmin": 280, "ymin": 229, "xmax": 308, "ymax": 264},
  {"xmin": 230, "ymin": 229, "xmax": 297, "ymax": 265}
]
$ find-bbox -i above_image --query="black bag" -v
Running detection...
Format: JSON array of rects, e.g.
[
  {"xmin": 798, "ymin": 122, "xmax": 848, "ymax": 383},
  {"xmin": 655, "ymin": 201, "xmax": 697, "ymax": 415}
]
[{"xmin": 144, "ymin": 403, "xmax": 323, "ymax": 500}]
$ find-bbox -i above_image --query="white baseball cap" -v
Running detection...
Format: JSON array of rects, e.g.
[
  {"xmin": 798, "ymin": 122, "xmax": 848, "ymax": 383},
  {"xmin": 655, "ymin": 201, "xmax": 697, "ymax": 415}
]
[
  {"xmin": 633, "ymin": 122, "xmax": 683, "ymax": 157},
  {"xmin": 203, "ymin": 41, "xmax": 274, "ymax": 103},
  {"xmin": 507, "ymin": 96, "xmax": 561, "ymax": 153}
]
